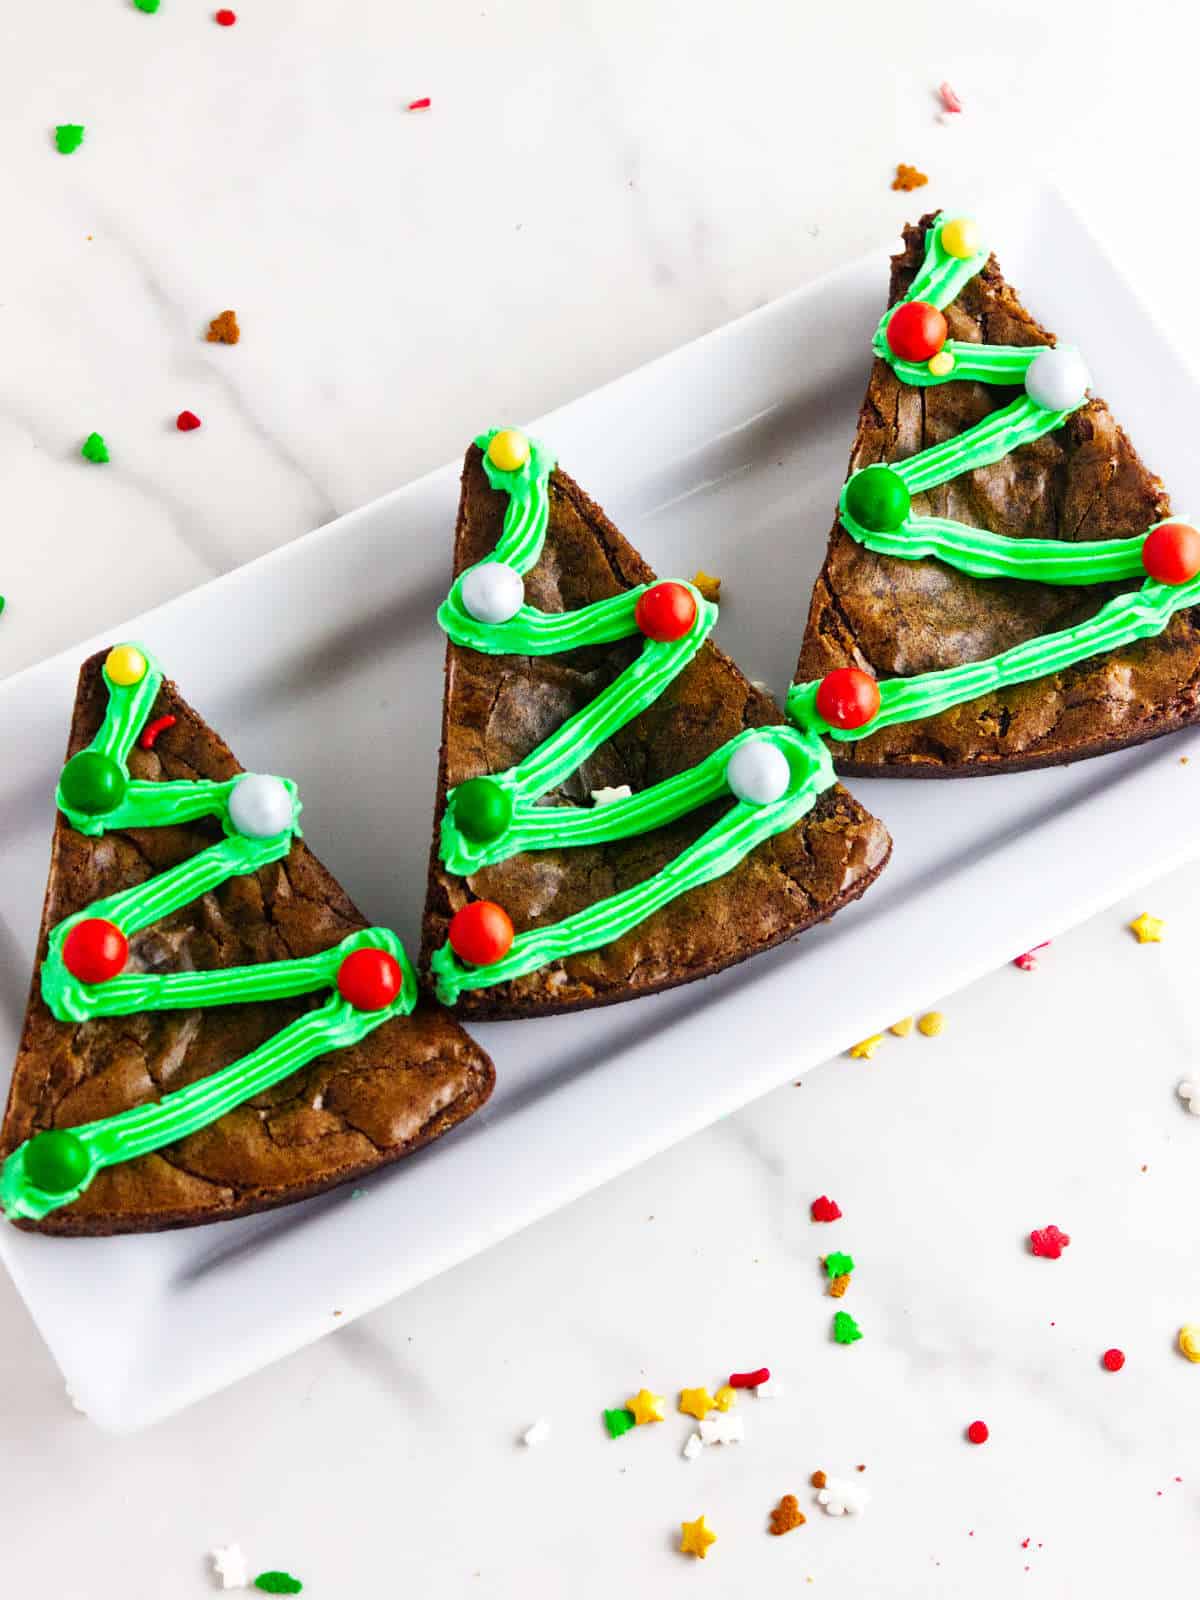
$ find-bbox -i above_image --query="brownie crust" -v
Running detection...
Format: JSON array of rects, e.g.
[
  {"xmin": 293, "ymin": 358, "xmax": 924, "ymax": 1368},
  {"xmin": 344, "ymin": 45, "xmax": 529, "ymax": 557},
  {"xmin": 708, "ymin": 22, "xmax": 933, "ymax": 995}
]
[
  {"xmin": 1, "ymin": 654, "xmax": 495, "ymax": 1236},
  {"xmin": 795, "ymin": 215, "xmax": 1200, "ymax": 775},
  {"xmin": 420, "ymin": 449, "xmax": 892, "ymax": 1018}
]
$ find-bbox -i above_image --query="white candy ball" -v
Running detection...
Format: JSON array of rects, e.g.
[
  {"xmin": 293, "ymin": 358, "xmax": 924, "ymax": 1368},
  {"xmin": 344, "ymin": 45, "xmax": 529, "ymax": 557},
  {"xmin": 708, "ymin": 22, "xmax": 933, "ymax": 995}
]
[
  {"xmin": 461, "ymin": 562, "xmax": 525, "ymax": 625},
  {"xmin": 228, "ymin": 773, "xmax": 294, "ymax": 839},
  {"xmin": 1024, "ymin": 347, "xmax": 1090, "ymax": 412},
  {"xmin": 726, "ymin": 740, "xmax": 791, "ymax": 805}
]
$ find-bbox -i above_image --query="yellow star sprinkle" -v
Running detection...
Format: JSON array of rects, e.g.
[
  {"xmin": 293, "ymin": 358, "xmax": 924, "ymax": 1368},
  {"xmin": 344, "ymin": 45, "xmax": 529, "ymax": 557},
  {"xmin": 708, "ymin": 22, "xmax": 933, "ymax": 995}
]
[
  {"xmin": 889, "ymin": 1017, "xmax": 914, "ymax": 1037},
  {"xmin": 678, "ymin": 1387, "xmax": 714, "ymax": 1421},
  {"xmin": 1179, "ymin": 1325, "xmax": 1200, "ymax": 1363},
  {"xmin": 691, "ymin": 569, "xmax": 721, "ymax": 603},
  {"xmin": 848, "ymin": 1034, "xmax": 884, "ymax": 1059},
  {"xmin": 712, "ymin": 1384, "xmax": 736, "ymax": 1412},
  {"xmin": 1129, "ymin": 912, "xmax": 1165, "ymax": 944},
  {"xmin": 680, "ymin": 1515, "xmax": 718, "ymax": 1559},
  {"xmin": 917, "ymin": 1011, "xmax": 945, "ymax": 1037},
  {"xmin": 626, "ymin": 1388, "xmax": 666, "ymax": 1425}
]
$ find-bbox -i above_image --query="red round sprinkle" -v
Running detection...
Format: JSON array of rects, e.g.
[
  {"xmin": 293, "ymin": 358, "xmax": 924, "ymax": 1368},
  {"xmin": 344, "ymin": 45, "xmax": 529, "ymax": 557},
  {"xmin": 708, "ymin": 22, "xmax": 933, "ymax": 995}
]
[
  {"xmin": 1141, "ymin": 522, "xmax": 1200, "ymax": 586},
  {"xmin": 138, "ymin": 713, "xmax": 177, "ymax": 751},
  {"xmin": 815, "ymin": 668, "xmax": 881, "ymax": 731},
  {"xmin": 407, "ymin": 97, "xmax": 431, "ymax": 111},
  {"xmin": 1102, "ymin": 1347, "xmax": 1125, "ymax": 1372},
  {"xmin": 176, "ymin": 410, "xmax": 202, "ymax": 432},
  {"xmin": 886, "ymin": 300, "xmax": 948, "ymax": 363},
  {"xmin": 634, "ymin": 581, "xmax": 697, "ymax": 643},
  {"xmin": 215, "ymin": 8, "xmax": 236, "ymax": 23},
  {"xmin": 966, "ymin": 1420, "xmax": 989, "ymax": 1445},
  {"xmin": 448, "ymin": 900, "xmax": 515, "ymax": 967},
  {"xmin": 336, "ymin": 947, "xmax": 403, "ymax": 1011},
  {"xmin": 729, "ymin": 1367, "xmax": 770, "ymax": 1389},
  {"xmin": 810, "ymin": 1194, "xmax": 842, "ymax": 1222},
  {"xmin": 63, "ymin": 918, "xmax": 128, "ymax": 984}
]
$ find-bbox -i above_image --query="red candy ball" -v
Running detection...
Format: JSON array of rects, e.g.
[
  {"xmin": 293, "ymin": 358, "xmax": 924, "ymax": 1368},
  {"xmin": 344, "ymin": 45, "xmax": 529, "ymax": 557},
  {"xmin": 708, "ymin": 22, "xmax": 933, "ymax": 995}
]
[
  {"xmin": 62, "ymin": 918, "xmax": 128, "ymax": 984},
  {"xmin": 635, "ymin": 582, "xmax": 697, "ymax": 643},
  {"xmin": 1141, "ymin": 522, "xmax": 1200, "ymax": 586},
  {"xmin": 1102, "ymin": 1347, "xmax": 1125, "ymax": 1373},
  {"xmin": 886, "ymin": 300, "xmax": 948, "ymax": 363},
  {"xmin": 966, "ymin": 1420, "xmax": 989, "ymax": 1445},
  {"xmin": 337, "ymin": 947, "xmax": 403, "ymax": 1011},
  {"xmin": 448, "ymin": 900, "xmax": 515, "ymax": 967},
  {"xmin": 815, "ymin": 668, "xmax": 881, "ymax": 731}
]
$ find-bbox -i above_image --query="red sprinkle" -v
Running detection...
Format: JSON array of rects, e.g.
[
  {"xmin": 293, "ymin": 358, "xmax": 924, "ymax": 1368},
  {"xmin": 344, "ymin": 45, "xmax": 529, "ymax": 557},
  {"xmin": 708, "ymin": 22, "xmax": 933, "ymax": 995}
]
[
  {"xmin": 1102, "ymin": 1348, "xmax": 1126, "ymax": 1372},
  {"xmin": 407, "ymin": 97, "xmax": 431, "ymax": 111},
  {"xmin": 938, "ymin": 81, "xmax": 963, "ymax": 113},
  {"xmin": 728, "ymin": 1367, "xmax": 769, "ymax": 1390},
  {"xmin": 1013, "ymin": 940, "xmax": 1050, "ymax": 972},
  {"xmin": 1030, "ymin": 1224, "xmax": 1071, "ymax": 1259},
  {"xmin": 810, "ymin": 1195, "xmax": 842, "ymax": 1223},
  {"xmin": 966, "ymin": 1420, "xmax": 989, "ymax": 1445},
  {"xmin": 138, "ymin": 713, "xmax": 177, "ymax": 751},
  {"xmin": 215, "ymin": 8, "xmax": 236, "ymax": 23},
  {"xmin": 176, "ymin": 410, "xmax": 202, "ymax": 432}
]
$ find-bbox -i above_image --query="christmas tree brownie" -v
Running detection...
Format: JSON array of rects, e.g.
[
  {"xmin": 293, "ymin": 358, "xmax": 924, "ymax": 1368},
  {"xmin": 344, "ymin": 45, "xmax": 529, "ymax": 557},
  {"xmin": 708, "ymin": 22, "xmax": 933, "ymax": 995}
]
[
  {"xmin": 420, "ymin": 429, "xmax": 891, "ymax": 1017},
  {"xmin": 791, "ymin": 211, "xmax": 1200, "ymax": 774},
  {"xmin": 0, "ymin": 645, "xmax": 494, "ymax": 1235}
]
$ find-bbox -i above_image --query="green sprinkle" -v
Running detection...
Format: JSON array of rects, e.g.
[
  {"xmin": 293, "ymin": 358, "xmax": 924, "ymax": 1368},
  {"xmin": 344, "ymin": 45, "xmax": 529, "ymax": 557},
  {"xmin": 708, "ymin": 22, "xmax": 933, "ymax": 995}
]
[
  {"xmin": 133, "ymin": 0, "xmax": 161, "ymax": 10},
  {"xmin": 254, "ymin": 1574, "xmax": 303, "ymax": 1596},
  {"xmin": 825, "ymin": 1251, "xmax": 855, "ymax": 1278},
  {"xmin": 55, "ymin": 124, "xmax": 85, "ymax": 155},
  {"xmin": 603, "ymin": 1406, "xmax": 636, "ymax": 1439},
  {"xmin": 81, "ymin": 432, "xmax": 109, "ymax": 464},
  {"xmin": 833, "ymin": 1311, "xmax": 862, "ymax": 1345}
]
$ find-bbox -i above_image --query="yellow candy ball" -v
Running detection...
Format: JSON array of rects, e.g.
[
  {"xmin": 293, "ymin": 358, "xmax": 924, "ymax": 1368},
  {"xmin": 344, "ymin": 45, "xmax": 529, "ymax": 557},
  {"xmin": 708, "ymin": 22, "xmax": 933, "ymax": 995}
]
[
  {"xmin": 1179, "ymin": 1325, "xmax": 1200, "ymax": 1363},
  {"xmin": 486, "ymin": 429, "xmax": 530, "ymax": 473},
  {"xmin": 928, "ymin": 351, "xmax": 955, "ymax": 378},
  {"xmin": 941, "ymin": 218, "xmax": 980, "ymax": 260},
  {"xmin": 104, "ymin": 644, "xmax": 147, "ymax": 687}
]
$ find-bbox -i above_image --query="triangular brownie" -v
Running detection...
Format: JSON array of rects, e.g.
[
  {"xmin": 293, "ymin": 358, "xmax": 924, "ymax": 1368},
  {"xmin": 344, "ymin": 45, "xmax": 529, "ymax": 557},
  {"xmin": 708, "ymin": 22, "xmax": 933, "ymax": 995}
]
[
  {"xmin": 420, "ymin": 429, "xmax": 891, "ymax": 1018},
  {"xmin": 1, "ymin": 647, "xmax": 493, "ymax": 1235},
  {"xmin": 792, "ymin": 211, "xmax": 1200, "ymax": 775}
]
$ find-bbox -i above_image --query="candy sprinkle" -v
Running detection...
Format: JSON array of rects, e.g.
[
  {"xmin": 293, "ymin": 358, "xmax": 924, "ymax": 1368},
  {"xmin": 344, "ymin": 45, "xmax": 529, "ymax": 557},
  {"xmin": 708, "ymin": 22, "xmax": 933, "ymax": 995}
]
[
  {"xmin": 892, "ymin": 162, "xmax": 928, "ymax": 192},
  {"xmin": 832, "ymin": 1311, "xmax": 862, "ymax": 1345},
  {"xmin": 138, "ymin": 713, "xmax": 177, "ymax": 751},
  {"xmin": 407, "ymin": 97, "xmax": 432, "ymax": 111},
  {"xmin": 81, "ymin": 432, "xmax": 110, "ymax": 464},
  {"xmin": 889, "ymin": 1016, "xmax": 914, "ymax": 1036},
  {"xmin": 848, "ymin": 1033, "xmax": 884, "ymax": 1059},
  {"xmin": 1013, "ymin": 941, "xmax": 1050, "ymax": 972},
  {"xmin": 917, "ymin": 1011, "xmax": 945, "ymax": 1037},
  {"xmin": 206, "ymin": 310, "xmax": 240, "ymax": 345},
  {"xmin": 938, "ymin": 81, "xmax": 963, "ymax": 113},
  {"xmin": 604, "ymin": 1407, "xmax": 636, "ymax": 1438},
  {"xmin": 691, "ymin": 569, "xmax": 722, "ymax": 603},
  {"xmin": 679, "ymin": 1515, "xmax": 717, "ymax": 1559},
  {"xmin": 55, "ymin": 124, "xmax": 85, "ymax": 155},
  {"xmin": 769, "ymin": 1494, "xmax": 805, "ymax": 1535},
  {"xmin": 1029, "ymin": 1224, "xmax": 1070, "ymax": 1260},
  {"xmin": 1129, "ymin": 912, "xmax": 1165, "ymax": 944},
  {"xmin": 133, "ymin": 0, "xmax": 161, "ymax": 11},
  {"xmin": 966, "ymin": 1420, "xmax": 989, "ymax": 1445},
  {"xmin": 1178, "ymin": 1326, "xmax": 1200, "ymax": 1363},
  {"xmin": 825, "ymin": 1251, "xmax": 855, "ymax": 1278},
  {"xmin": 176, "ymin": 410, "xmax": 202, "ymax": 431},
  {"xmin": 729, "ymin": 1367, "xmax": 770, "ymax": 1390},
  {"xmin": 811, "ymin": 1195, "xmax": 842, "ymax": 1223},
  {"xmin": 254, "ymin": 1575, "xmax": 302, "ymax": 1596},
  {"xmin": 215, "ymin": 8, "xmax": 237, "ymax": 24},
  {"xmin": 1102, "ymin": 1348, "xmax": 1126, "ymax": 1373}
]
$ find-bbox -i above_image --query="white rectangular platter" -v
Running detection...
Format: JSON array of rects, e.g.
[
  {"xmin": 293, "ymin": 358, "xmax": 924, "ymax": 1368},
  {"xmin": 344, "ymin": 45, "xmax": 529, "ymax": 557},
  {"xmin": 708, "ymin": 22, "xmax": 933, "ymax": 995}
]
[{"xmin": 4, "ymin": 188, "xmax": 1200, "ymax": 1430}]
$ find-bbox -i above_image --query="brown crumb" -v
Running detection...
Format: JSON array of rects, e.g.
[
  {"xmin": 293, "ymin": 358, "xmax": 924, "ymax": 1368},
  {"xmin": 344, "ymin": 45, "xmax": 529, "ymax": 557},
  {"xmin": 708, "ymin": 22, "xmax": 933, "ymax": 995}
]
[
  {"xmin": 810, "ymin": 1470, "xmax": 827, "ymax": 1489},
  {"xmin": 206, "ymin": 309, "xmax": 241, "ymax": 345},
  {"xmin": 892, "ymin": 162, "xmax": 928, "ymax": 192},
  {"xmin": 828, "ymin": 1273, "xmax": 851, "ymax": 1299},
  {"xmin": 691, "ymin": 569, "xmax": 721, "ymax": 604},
  {"xmin": 769, "ymin": 1494, "xmax": 805, "ymax": 1536}
]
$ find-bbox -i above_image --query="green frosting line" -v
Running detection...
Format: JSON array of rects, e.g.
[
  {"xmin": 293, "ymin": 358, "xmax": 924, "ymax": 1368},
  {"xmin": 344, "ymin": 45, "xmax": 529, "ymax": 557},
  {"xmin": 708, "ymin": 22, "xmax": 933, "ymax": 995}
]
[
  {"xmin": 2, "ymin": 642, "xmax": 415, "ymax": 1222},
  {"xmin": 839, "ymin": 500, "xmax": 1161, "ymax": 586},
  {"xmin": 431, "ymin": 726, "xmax": 832, "ymax": 1004},
  {"xmin": 789, "ymin": 569, "xmax": 1200, "ymax": 741},
  {"xmin": 3, "ymin": 929, "xmax": 416, "ymax": 1222},
  {"xmin": 883, "ymin": 339, "xmax": 1042, "ymax": 390},
  {"xmin": 890, "ymin": 395, "xmax": 1076, "ymax": 496}
]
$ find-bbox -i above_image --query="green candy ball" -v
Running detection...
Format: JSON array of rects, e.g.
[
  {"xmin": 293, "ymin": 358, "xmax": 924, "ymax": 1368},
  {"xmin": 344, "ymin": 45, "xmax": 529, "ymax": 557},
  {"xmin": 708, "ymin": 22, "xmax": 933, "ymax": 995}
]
[
  {"xmin": 844, "ymin": 465, "xmax": 911, "ymax": 534},
  {"xmin": 59, "ymin": 751, "xmax": 127, "ymax": 816},
  {"xmin": 454, "ymin": 778, "xmax": 513, "ymax": 844},
  {"xmin": 23, "ymin": 1130, "xmax": 90, "ymax": 1196}
]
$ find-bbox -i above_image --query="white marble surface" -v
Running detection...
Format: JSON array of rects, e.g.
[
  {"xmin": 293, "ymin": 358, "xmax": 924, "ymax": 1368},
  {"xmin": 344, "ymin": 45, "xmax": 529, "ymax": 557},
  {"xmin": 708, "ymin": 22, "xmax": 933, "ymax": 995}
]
[{"xmin": 4, "ymin": 0, "xmax": 1200, "ymax": 1592}]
